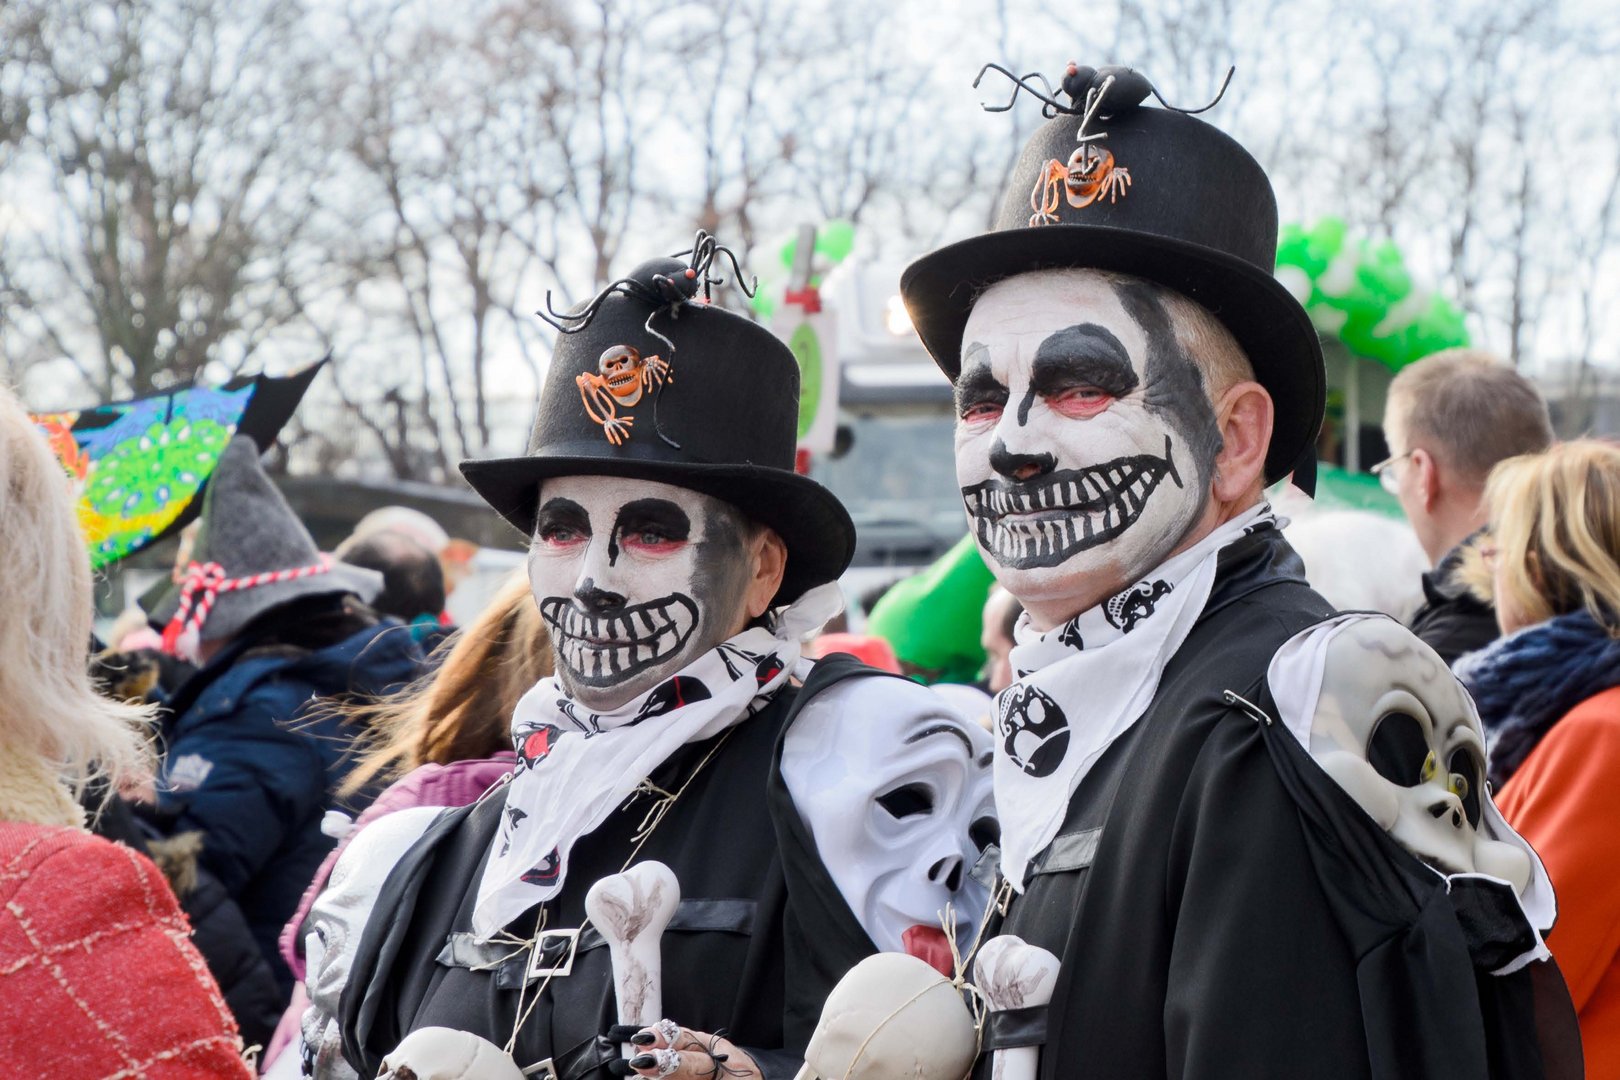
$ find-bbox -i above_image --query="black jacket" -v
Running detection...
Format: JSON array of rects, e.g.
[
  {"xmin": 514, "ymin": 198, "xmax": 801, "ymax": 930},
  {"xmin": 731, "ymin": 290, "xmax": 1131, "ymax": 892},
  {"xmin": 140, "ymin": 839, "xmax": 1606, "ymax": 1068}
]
[
  {"xmin": 340, "ymin": 658, "xmax": 881, "ymax": 1080},
  {"xmin": 978, "ymin": 526, "xmax": 1577, "ymax": 1080},
  {"xmin": 149, "ymin": 616, "xmax": 424, "ymax": 995},
  {"xmin": 87, "ymin": 790, "xmax": 283, "ymax": 1048},
  {"xmin": 1410, "ymin": 538, "xmax": 1499, "ymax": 666}
]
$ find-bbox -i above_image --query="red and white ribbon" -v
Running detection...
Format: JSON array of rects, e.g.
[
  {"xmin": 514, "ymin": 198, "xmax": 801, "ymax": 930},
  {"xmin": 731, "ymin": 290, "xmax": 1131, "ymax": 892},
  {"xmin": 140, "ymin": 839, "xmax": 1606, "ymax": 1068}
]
[{"xmin": 160, "ymin": 556, "xmax": 335, "ymax": 658}]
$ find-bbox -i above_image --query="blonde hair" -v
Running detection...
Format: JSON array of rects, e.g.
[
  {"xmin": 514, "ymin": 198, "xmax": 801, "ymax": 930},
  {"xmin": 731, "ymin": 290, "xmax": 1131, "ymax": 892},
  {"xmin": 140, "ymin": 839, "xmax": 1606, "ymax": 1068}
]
[
  {"xmin": 0, "ymin": 386, "xmax": 152, "ymax": 788},
  {"xmin": 1484, "ymin": 439, "xmax": 1620, "ymax": 635},
  {"xmin": 339, "ymin": 570, "xmax": 552, "ymax": 796}
]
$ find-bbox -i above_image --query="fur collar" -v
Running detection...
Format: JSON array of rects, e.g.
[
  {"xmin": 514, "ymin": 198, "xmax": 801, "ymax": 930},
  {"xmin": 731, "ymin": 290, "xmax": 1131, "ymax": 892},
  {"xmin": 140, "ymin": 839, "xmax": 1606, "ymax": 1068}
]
[{"xmin": 0, "ymin": 746, "xmax": 86, "ymax": 829}]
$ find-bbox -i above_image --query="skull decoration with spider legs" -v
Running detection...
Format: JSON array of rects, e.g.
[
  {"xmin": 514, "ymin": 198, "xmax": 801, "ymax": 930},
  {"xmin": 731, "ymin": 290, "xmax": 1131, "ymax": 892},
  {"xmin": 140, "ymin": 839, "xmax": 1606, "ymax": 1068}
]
[{"xmin": 1280, "ymin": 616, "xmax": 1532, "ymax": 892}]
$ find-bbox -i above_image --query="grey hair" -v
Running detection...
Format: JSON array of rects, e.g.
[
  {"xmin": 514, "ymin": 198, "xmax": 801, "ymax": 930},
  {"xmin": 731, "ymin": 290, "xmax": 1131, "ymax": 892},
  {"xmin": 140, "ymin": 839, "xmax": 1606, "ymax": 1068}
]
[
  {"xmin": 1387, "ymin": 348, "xmax": 1553, "ymax": 485},
  {"xmin": 0, "ymin": 385, "xmax": 153, "ymax": 790}
]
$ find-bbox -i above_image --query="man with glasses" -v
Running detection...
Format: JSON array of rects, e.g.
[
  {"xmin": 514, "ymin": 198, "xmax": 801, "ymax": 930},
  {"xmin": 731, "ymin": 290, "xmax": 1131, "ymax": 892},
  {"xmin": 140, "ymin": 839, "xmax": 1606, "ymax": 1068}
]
[{"xmin": 1379, "ymin": 349, "xmax": 1554, "ymax": 664}]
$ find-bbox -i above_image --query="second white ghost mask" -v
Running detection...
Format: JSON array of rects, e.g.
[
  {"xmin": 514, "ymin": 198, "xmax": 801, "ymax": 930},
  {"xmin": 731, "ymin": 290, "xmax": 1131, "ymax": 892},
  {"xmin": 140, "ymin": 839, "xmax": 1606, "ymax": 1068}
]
[{"xmin": 782, "ymin": 675, "xmax": 998, "ymax": 960}]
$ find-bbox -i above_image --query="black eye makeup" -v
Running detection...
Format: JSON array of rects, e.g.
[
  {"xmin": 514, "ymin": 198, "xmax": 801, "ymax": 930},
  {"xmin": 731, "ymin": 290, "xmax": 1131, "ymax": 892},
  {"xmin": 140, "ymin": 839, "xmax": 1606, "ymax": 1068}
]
[
  {"xmin": 1029, "ymin": 323, "xmax": 1141, "ymax": 399},
  {"xmin": 955, "ymin": 355, "xmax": 1010, "ymax": 419},
  {"xmin": 535, "ymin": 497, "xmax": 590, "ymax": 542},
  {"xmin": 607, "ymin": 498, "xmax": 692, "ymax": 561}
]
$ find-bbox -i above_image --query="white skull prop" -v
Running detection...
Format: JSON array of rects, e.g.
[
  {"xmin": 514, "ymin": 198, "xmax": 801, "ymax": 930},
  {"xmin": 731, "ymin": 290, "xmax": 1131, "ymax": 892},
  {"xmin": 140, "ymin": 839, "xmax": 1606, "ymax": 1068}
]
[
  {"xmin": 782, "ymin": 676, "xmax": 998, "ymax": 960},
  {"xmin": 1271, "ymin": 616, "xmax": 1533, "ymax": 891},
  {"xmin": 792, "ymin": 952, "xmax": 979, "ymax": 1080},
  {"xmin": 376, "ymin": 1028, "xmax": 526, "ymax": 1080}
]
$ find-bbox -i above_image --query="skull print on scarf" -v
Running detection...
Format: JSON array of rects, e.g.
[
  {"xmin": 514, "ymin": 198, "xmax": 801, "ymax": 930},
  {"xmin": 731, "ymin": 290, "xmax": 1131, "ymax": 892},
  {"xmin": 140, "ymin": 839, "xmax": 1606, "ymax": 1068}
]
[
  {"xmin": 528, "ymin": 475, "xmax": 758, "ymax": 712},
  {"xmin": 954, "ymin": 270, "xmax": 1222, "ymax": 622}
]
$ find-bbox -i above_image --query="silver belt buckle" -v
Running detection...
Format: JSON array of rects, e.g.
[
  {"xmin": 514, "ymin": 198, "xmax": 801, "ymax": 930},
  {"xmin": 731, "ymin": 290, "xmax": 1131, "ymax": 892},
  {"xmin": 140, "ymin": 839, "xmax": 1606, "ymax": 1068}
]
[
  {"xmin": 526, "ymin": 927, "xmax": 580, "ymax": 980},
  {"xmin": 522, "ymin": 1058, "xmax": 558, "ymax": 1079}
]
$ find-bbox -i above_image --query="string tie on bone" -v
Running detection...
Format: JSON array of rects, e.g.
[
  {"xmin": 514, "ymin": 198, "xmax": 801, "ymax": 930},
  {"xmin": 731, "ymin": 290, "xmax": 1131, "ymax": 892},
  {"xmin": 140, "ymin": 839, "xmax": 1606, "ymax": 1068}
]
[{"xmin": 935, "ymin": 903, "xmax": 993, "ymax": 1060}]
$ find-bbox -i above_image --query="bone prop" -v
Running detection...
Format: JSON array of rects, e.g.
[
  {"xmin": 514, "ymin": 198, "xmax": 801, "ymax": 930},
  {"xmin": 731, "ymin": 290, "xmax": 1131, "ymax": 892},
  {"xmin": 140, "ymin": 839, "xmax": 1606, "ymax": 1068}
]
[
  {"xmin": 973, "ymin": 935, "xmax": 1061, "ymax": 1080},
  {"xmin": 585, "ymin": 860, "xmax": 681, "ymax": 1058}
]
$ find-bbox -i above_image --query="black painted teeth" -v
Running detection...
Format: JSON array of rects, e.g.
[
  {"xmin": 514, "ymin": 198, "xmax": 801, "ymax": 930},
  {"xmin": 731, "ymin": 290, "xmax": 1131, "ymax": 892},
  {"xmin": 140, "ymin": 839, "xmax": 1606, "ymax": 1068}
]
[
  {"xmin": 961, "ymin": 439, "xmax": 1177, "ymax": 570},
  {"xmin": 538, "ymin": 593, "xmax": 698, "ymax": 685}
]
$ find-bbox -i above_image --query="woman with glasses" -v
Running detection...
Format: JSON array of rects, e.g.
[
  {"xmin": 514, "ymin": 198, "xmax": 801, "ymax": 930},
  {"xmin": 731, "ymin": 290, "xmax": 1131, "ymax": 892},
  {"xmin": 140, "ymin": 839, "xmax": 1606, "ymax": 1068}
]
[{"xmin": 1456, "ymin": 438, "xmax": 1620, "ymax": 1077}]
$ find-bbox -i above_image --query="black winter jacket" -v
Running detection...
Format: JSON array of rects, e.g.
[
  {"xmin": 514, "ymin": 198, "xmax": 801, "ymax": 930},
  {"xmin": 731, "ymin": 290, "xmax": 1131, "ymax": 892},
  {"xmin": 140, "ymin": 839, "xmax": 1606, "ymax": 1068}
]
[
  {"xmin": 1409, "ymin": 537, "xmax": 1500, "ymax": 666},
  {"xmin": 87, "ymin": 791, "xmax": 283, "ymax": 1047}
]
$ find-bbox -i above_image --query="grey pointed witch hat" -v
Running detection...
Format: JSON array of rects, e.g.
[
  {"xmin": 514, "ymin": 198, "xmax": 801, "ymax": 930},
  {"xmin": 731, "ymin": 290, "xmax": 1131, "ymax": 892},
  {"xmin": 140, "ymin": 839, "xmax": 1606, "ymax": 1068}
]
[{"xmin": 142, "ymin": 435, "xmax": 381, "ymax": 644}]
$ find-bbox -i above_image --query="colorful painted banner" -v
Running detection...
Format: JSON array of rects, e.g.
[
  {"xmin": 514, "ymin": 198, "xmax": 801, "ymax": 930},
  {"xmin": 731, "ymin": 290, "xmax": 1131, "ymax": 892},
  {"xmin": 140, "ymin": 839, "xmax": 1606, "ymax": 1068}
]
[{"xmin": 33, "ymin": 361, "xmax": 325, "ymax": 569}]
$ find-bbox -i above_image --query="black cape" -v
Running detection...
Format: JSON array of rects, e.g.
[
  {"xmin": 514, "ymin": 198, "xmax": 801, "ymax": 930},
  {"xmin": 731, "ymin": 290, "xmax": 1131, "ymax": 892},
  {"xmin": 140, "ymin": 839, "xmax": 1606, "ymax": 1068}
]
[
  {"xmin": 339, "ymin": 656, "xmax": 882, "ymax": 1080},
  {"xmin": 978, "ymin": 526, "xmax": 1580, "ymax": 1080}
]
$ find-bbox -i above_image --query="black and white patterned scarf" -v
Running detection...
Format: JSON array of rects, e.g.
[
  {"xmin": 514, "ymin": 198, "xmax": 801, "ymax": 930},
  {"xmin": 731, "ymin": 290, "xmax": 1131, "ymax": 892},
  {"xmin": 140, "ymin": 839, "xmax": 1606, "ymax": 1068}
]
[
  {"xmin": 472, "ymin": 583, "xmax": 843, "ymax": 940},
  {"xmin": 993, "ymin": 504, "xmax": 1275, "ymax": 890}
]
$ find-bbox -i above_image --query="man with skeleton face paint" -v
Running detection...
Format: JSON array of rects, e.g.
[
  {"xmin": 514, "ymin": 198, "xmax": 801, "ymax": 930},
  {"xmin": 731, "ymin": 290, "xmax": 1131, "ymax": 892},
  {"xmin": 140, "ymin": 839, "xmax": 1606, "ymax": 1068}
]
[
  {"xmin": 902, "ymin": 61, "xmax": 1575, "ymax": 1080},
  {"xmin": 528, "ymin": 476, "xmax": 762, "ymax": 711},
  {"xmin": 324, "ymin": 241, "xmax": 997, "ymax": 1080}
]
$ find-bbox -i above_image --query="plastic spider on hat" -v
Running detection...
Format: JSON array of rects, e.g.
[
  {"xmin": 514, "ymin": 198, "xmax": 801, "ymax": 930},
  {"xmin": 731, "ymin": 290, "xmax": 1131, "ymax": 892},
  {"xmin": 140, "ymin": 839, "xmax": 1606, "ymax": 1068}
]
[
  {"xmin": 536, "ymin": 231, "xmax": 756, "ymax": 449},
  {"xmin": 972, "ymin": 60, "xmax": 1234, "ymax": 226}
]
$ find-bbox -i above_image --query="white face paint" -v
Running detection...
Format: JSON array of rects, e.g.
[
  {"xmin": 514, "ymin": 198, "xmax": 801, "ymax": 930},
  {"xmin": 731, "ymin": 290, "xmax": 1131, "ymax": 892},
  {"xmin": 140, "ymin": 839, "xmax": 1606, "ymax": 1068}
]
[
  {"xmin": 1309, "ymin": 619, "xmax": 1531, "ymax": 891},
  {"xmin": 782, "ymin": 677, "xmax": 998, "ymax": 956},
  {"xmin": 955, "ymin": 271, "xmax": 1220, "ymax": 621},
  {"xmin": 528, "ymin": 475, "xmax": 756, "ymax": 711}
]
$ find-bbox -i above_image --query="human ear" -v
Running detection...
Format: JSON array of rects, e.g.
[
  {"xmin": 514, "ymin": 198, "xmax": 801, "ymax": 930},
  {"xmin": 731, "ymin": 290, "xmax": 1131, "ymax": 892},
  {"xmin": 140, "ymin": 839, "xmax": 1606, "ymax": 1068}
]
[
  {"xmin": 1411, "ymin": 449, "xmax": 1438, "ymax": 510},
  {"xmin": 1210, "ymin": 381, "xmax": 1272, "ymax": 504},
  {"xmin": 744, "ymin": 528, "xmax": 789, "ymax": 620}
]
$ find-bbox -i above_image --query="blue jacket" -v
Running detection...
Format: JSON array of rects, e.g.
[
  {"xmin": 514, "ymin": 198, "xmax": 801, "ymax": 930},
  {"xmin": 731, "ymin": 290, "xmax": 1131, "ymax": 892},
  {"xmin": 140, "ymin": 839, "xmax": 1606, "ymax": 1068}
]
[{"xmin": 153, "ymin": 621, "xmax": 424, "ymax": 994}]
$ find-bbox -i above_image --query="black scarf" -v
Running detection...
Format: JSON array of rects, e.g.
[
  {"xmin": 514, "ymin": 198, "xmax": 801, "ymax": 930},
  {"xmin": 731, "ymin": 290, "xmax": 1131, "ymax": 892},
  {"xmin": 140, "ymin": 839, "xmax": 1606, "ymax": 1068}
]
[{"xmin": 1455, "ymin": 609, "xmax": 1620, "ymax": 787}]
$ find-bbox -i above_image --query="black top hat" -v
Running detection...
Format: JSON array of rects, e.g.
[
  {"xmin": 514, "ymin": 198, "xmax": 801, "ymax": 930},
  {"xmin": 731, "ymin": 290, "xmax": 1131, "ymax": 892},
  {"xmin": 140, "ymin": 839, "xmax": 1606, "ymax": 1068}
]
[
  {"xmin": 900, "ymin": 63, "xmax": 1323, "ymax": 491},
  {"xmin": 461, "ymin": 250, "xmax": 856, "ymax": 605}
]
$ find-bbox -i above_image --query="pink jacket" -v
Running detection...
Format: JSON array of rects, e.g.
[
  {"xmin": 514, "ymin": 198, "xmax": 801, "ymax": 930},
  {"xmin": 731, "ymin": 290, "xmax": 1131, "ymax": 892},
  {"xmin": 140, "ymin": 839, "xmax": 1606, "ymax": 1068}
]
[
  {"xmin": 261, "ymin": 754, "xmax": 513, "ymax": 1072},
  {"xmin": 277, "ymin": 752, "xmax": 514, "ymax": 980}
]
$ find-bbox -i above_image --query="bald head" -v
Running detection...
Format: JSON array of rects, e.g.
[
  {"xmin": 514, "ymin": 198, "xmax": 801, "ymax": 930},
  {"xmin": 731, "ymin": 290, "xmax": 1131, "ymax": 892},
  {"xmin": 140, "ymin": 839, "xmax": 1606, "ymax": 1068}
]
[{"xmin": 339, "ymin": 531, "xmax": 445, "ymax": 622}]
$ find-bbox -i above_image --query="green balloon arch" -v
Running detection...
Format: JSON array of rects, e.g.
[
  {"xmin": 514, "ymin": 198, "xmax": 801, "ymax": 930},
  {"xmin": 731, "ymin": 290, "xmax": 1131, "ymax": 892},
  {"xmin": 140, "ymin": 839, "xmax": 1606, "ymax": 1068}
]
[{"xmin": 1275, "ymin": 217, "xmax": 1470, "ymax": 372}]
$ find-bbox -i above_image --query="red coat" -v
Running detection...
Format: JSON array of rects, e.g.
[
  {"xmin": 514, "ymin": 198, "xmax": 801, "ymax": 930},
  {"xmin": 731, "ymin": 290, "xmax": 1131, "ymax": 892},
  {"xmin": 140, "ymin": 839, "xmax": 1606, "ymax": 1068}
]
[
  {"xmin": 1496, "ymin": 684, "xmax": 1620, "ymax": 1080},
  {"xmin": 0, "ymin": 821, "xmax": 253, "ymax": 1079}
]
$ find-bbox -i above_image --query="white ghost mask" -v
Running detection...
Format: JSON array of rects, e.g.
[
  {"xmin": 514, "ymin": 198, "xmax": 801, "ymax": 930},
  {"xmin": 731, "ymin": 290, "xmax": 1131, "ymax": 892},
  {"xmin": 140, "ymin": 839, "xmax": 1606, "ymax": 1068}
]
[
  {"xmin": 528, "ymin": 475, "xmax": 759, "ymax": 711},
  {"xmin": 954, "ymin": 270, "xmax": 1222, "ymax": 619},
  {"xmin": 1270, "ymin": 615, "xmax": 1554, "ymax": 923},
  {"xmin": 782, "ymin": 676, "xmax": 998, "ymax": 962}
]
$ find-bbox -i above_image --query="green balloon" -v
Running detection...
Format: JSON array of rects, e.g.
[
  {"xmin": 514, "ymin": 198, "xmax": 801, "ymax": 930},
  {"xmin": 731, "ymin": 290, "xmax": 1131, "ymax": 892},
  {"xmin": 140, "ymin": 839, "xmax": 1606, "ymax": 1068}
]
[
  {"xmin": 1276, "ymin": 216, "xmax": 1468, "ymax": 371},
  {"xmin": 776, "ymin": 220, "xmax": 858, "ymax": 273},
  {"xmin": 815, "ymin": 220, "xmax": 856, "ymax": 264}
]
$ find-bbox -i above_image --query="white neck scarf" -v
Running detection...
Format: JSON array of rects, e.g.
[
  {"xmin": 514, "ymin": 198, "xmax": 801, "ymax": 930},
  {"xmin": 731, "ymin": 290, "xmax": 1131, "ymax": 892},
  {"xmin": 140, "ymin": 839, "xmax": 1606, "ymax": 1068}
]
[
  {"xmin": 994, "ymin": 504, "xmax": 1275, "ymax": 891},
  {"xmin": 472, "ymin": 583, "xmax": 843, "ymax": 941}
]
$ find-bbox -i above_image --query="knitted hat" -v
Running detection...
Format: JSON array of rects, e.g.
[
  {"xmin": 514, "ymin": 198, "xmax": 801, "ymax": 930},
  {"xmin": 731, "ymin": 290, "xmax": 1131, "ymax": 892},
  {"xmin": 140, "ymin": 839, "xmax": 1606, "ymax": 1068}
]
[{"xmin": 143, "ymin": 436, "xmax": 381, "ymax": 650}]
